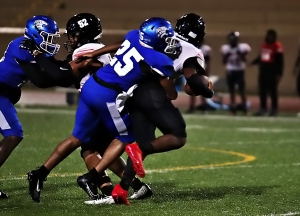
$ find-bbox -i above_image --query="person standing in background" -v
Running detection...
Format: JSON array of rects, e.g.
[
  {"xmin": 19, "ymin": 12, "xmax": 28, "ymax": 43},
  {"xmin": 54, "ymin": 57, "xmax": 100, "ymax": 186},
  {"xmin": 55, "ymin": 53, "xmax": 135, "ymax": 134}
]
[
  {"xmin": 252, "ymin": 29, "xmax": 284, "ymax": 116},
  {"xmin": 221, "ymin": 31, "xmax": 251, "ymax": 115},
  {"xmin": 186, "ymin": 41, "xmax": 212, "ymax": 113},
  {"xmin": 292, "ymin": 40, "xmax": 300, "ymax": 116}
]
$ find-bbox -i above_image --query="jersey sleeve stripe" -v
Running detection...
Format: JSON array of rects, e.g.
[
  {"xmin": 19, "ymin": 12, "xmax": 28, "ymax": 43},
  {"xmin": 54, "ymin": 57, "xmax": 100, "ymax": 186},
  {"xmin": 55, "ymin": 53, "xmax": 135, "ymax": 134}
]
[{"xmin": 151, "ymin": 67, "xmax": 165, "ymax": 76}]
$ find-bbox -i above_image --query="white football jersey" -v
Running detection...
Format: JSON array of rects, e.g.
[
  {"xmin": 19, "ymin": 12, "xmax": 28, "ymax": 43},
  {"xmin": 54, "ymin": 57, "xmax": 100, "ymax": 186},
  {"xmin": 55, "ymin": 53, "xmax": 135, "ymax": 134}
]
[
  {"xmin": 72, "ymin": 43, "xmax": 112, "ymax": 91},
  {"xmin": 173, "ymin": 38, "xmax": 205, "ymax": 78},
  {"xmin": 220, "ymin": 43, "xmax": 251, "ymax": 71}
]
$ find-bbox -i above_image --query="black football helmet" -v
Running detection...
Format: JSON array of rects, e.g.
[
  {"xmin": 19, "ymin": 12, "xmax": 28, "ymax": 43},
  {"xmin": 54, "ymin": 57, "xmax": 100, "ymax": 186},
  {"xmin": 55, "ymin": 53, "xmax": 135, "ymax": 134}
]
[
  {"xmin": 64, "ymin": 13, "xmax": 102, "ymax": 53},
  {"xmin": 175, "ymin": 13, "xmax": 206, "ymax": 48}
]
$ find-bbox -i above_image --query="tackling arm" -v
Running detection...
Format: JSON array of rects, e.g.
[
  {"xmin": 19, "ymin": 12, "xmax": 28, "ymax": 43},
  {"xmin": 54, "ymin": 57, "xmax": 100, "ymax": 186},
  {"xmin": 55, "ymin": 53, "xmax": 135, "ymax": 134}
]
[
  {"xmin": 76, "ymin": 41, "xmax": 123, "ymax": 62},
  {"xmin": 159, "ymin": 77, "xmax": 178, "ymax": 100}
]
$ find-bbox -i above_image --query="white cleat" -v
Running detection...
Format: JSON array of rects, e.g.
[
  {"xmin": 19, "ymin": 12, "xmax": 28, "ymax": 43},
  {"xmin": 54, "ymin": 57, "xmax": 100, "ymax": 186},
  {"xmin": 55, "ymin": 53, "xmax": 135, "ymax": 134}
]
[
  {"xmin": 129, "ymin": 183, "xmax": 153, "ymax": 199},
  {"xmin": 84, "ymin": 195, "xmax": 115, "ymax": 205}
]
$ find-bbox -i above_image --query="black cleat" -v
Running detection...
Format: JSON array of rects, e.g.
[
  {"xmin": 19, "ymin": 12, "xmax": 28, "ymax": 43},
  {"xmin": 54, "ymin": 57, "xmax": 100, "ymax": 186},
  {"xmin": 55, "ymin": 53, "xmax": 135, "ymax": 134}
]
[
  {"xmin": 77, "ymin": 174, "xmax": 101, "ymax": 200},
  {"xmin": 0, "ymin": 190, "xmax": 8, "ymax": 199},
  {"xmin": 129, "ymin": 183, "xmax": 153, "ymax": 199},
  {"xmin": 27, "ymin": 170, "xmax": 46, "ymax": 203}
]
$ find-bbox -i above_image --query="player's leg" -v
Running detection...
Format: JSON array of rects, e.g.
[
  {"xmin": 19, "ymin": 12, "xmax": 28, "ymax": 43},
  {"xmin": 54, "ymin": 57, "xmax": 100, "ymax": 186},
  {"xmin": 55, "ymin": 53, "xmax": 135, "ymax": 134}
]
[
  {"xmin": 226, "ymin": 71, "xmax": 236, "ymax": 115},
  {"xmin": 27, "ymin": 93, "xmax": 98, "ymax": 202},
  {"xmin": 237, "ymin": 70, "xmax": 247, "ymax": 115},
  {"xmin": 78, "ymin": 98, "xmax": 134, "ymax": 205},
  {"xmin": 255, "ymin": 72, "xmax": 268, "ymax": 116},
  {"xmin": 186, "ymin": 95, "xmax": 196, "ymax": 113},
  {"xmin": 0, "ymin": 97, "xmax": 23, "ymax": 198},
  {"xmin": 113, "ymin": 107, "xmax": 156, "ymax": 202},
  {"xmin": 269, "ymin": 74, "xmax": 278, "ymax": 116},
  {"xmin": 124, "ymin": 81, "xmax": 186, "ymax": 177}
]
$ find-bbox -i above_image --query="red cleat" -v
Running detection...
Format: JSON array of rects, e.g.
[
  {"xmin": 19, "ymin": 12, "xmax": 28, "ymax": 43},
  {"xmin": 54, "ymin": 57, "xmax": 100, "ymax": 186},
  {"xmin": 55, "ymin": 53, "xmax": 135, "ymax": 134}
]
[
  {"xmin": 125, "ymin": 143, "xmax": 145, "ymax": 178},
  {"xmin": 111, "ymin": 184, "xmax": 130, "ymax": 205}
]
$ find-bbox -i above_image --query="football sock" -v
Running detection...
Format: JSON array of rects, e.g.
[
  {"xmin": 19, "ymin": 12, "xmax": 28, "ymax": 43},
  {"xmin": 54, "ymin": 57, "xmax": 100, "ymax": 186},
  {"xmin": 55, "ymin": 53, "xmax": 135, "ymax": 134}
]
[
  {"xmin": 120, "ymin": 157, "xmax": 138, "ymax": 191},
  {"xmin": 130, "ymin": 177, "xmax": 143, "ymax": 191},
  {"xmin": 139, "ymin": 142, "xmax": 154, "ymax": 156},
  {"xmin": 89, "ymin": 168, "xmax": 102, "ymax": 183},
  {"xmin": 100, "ymin": 185, "xmax": 114, "ymax": 196},
  {"xmin": 38, "ymin": 165, "xmax": 50, "ymax": 179},
  {"xmin": 120, "ymin": 175, "xmax": 132, "ymax": 191}
]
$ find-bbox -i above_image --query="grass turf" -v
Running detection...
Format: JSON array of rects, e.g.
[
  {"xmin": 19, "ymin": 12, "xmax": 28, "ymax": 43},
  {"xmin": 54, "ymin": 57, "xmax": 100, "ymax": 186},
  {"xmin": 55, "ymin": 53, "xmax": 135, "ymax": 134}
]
[{"xmin": 1, "ymin": 108, "xmax": 300, "ymax": 216}]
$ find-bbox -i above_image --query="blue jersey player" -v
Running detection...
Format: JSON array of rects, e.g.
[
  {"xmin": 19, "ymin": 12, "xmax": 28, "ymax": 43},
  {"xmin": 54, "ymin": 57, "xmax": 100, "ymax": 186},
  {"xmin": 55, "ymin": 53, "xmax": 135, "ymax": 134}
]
[
  {"xmin": 0, "ymin": 15, "xmax": 60, "ymax": 198},
  {"xmin": 57, "ymin": 17, "xmax": 179, "ymax": 204}
]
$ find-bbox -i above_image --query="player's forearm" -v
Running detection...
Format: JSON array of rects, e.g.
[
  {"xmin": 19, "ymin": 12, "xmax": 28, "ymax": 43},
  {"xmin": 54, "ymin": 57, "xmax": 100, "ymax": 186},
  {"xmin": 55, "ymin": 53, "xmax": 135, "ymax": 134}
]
[
  {"xmin": 35, "ymin": 54, "xmax": 73, "ymax": 81},
  {"xmin": 91, "ymin": 41, "xmax": 123, "ymax": 57},
  {"xmin": 185, "ymin": 73, "xmax": 213, "ymax": 98}
]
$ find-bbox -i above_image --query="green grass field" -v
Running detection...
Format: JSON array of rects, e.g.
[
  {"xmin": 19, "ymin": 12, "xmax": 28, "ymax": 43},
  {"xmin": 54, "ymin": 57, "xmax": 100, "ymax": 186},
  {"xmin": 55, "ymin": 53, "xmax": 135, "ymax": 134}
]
[{"xmin": 1, "ymin": 108, "xmax": 300, "ymax": 216}]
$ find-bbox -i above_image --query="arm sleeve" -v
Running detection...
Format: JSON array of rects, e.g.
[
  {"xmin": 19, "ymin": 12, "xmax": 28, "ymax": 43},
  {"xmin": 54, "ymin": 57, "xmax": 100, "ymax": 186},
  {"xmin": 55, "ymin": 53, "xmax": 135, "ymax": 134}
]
[
  {"xmin": 183, "ymin": 57, "xmax": 213, "ymax": 98},
  {"xmin": 16, "ymin": 59, "xmax": 73, "ymax": 88},
  {"xmin": 35, "ymin": 54, "xmax": 74, "ymax": 81}
]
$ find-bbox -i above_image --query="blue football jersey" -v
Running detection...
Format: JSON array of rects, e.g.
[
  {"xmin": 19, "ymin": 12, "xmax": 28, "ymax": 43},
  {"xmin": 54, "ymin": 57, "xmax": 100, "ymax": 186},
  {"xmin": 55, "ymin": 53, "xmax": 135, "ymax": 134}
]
[
  {"xmin": 96, "ymin": 30, "xmax": 174, "ymax": 91},
  {"xmin": 0, "ymin": 36, "xmax": 35, "ymax": 87}
]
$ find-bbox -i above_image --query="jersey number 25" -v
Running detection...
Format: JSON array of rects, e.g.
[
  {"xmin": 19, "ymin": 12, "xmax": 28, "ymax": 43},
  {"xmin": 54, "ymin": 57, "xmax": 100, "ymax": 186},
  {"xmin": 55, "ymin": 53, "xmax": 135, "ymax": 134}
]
[{"xmin": 109, "ymin": 40, "xmax": 144, "ymax": 76}]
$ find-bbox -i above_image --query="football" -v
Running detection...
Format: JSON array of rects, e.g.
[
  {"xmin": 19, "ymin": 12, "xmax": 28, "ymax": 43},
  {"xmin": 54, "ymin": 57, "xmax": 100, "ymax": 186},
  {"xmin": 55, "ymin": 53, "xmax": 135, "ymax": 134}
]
[{"xmin": 184, "ymin": 75, "xmax": 209, "ymax": 96}]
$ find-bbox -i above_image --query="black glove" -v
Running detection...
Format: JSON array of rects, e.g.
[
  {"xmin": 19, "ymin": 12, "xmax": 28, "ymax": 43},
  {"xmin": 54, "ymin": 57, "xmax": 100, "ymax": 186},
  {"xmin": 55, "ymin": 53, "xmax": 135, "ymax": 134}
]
[{"xmin": 19, "ymin": 38, "xmax": 40, "ymax": 55}]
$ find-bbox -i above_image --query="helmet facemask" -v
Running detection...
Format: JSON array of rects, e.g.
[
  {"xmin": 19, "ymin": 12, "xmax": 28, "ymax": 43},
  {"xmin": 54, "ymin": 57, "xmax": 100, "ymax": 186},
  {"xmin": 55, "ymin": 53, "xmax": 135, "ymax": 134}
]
[
  {"xmin": 164, "ymin": 37, "xmax": 182, "ymax": 59},
  {"xmin": 39, "ymin": 31, "xmax": 60, "ymax": 55}
]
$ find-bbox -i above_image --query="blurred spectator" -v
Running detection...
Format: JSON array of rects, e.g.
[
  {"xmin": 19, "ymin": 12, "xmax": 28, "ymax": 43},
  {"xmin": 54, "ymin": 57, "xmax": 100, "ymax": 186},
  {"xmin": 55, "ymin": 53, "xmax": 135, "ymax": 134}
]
[
  {"xmin": 186, "ymin": 41, "xmax": 212, "ymax": 113},
  {"xmin": 251, "ymin": 29, "xmax": 284, "ymax": 116},
  {"xmin": 221, "ymin": 31, "xmax": 251, "ymax": 115},
  {"xmin": 292, "ymin": 40, "xmax": 300, "ymax": 115}
]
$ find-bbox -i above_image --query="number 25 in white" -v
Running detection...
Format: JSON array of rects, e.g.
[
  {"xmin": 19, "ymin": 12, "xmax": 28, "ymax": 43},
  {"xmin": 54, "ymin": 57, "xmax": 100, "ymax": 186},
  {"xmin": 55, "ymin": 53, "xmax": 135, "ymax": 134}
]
[{"xmin": 110, "ymin": 40, "xmax": 144, "ymax": 76}]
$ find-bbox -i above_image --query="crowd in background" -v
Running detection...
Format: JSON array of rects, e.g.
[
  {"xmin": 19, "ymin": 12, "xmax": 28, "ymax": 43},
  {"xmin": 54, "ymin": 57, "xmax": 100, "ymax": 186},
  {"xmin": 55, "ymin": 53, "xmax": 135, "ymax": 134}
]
[{"xmin": 178, "ymin": 29, "xmax": 293, "ymax": 117}]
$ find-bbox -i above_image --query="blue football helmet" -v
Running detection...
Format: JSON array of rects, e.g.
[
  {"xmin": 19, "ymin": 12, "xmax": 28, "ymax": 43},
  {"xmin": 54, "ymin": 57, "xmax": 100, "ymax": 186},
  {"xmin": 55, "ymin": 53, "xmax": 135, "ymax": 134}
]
[
  {"xmin": 139, "ymin": 17, "xmax": 180, "ymax": 56},
  {"xmin": 24, "ymin": 15, "xmax": 60, "ymax": 56}
]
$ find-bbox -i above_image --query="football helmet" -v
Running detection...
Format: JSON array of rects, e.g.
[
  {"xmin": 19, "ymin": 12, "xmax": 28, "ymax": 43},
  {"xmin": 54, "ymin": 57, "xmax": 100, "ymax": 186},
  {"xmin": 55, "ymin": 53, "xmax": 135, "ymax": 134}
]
[
  {"xmin": 64, "ymin": 13, "xmax": 102, "ymax": 53},
  {"xmin": 25, "ymin": 15, "xmax": 60, "ymax": 56},
  {"xmin": 139, "ymin": 17, "xmax": 180, "ymax": 55},
  {"xmin": 175, "ymin": 13, "xmax": 206, "ymax": 48}
]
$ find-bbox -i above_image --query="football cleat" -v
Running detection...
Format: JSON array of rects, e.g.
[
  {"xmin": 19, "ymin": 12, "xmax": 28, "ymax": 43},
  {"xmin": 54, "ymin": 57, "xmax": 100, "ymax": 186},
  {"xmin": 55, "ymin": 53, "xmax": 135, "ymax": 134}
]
[
  {"xmin": 77, "ymin": 174, "xmax": 101, "ymax": 200},
  {"xmin": 129, "ymin": 183, "xmax": 153, "ymax": 200},
  {"xmin": 27, "ymin": 170, "xmax": 46, "ymax": 203},
  {"xmin": 0, "ymin": 190, "xmax": 8, "ymax": 199},
  {"xmin": 125, "ymin": 143, "xmax": 145, "ymax": 178},
  {"xmin": 84, "ymin": 195, "xmax": 115, "ymax": 205},
  {"xmin": 111, "ymin": 184, "xmax": 130, "ymax": 205}
]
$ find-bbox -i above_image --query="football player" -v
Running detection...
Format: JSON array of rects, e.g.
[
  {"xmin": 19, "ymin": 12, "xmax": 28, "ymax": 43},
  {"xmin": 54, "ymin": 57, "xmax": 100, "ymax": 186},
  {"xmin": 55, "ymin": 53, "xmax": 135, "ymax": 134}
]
[
  {"xmin": 220, "ymin": 31, "xmax": 251, "ymax": 115},
  {"xmin": 186, "ymin": 39, "xmax": 212, "ymax": 113},
  {"xmin": 0, "ymin": 15, "xmax": 62, "ymax": 198},
  {"xmin": 76, "ymin": 13, "xmax": 214, "ymax": 205},
  {"xmin": 64, "ymin": 17, "xmax": 184, "ymax": 205},
  {"xmin": 22, "ymin": 13, "xmax": 151, "ymax": 203}
]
